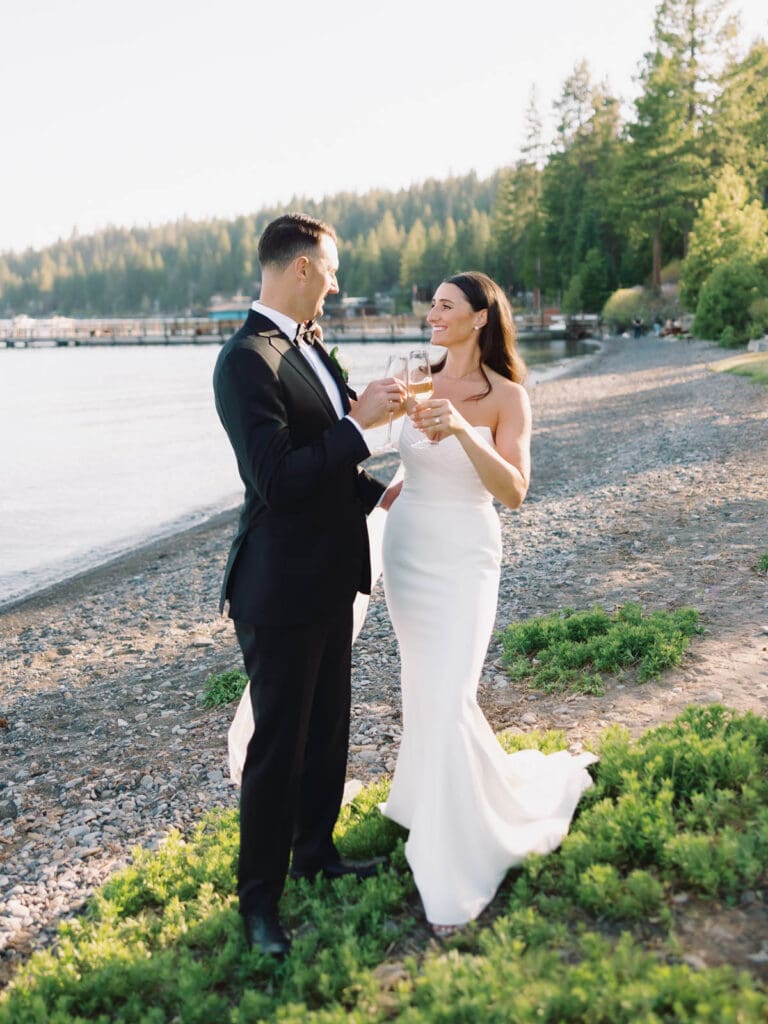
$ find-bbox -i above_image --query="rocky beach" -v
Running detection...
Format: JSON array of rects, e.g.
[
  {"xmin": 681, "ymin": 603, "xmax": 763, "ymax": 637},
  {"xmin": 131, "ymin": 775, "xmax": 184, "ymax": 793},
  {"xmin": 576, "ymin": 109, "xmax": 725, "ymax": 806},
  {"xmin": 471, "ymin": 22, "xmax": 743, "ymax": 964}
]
[{"xmin": 1, "ymin": 334, "xmax": 767, "ymax": 985}]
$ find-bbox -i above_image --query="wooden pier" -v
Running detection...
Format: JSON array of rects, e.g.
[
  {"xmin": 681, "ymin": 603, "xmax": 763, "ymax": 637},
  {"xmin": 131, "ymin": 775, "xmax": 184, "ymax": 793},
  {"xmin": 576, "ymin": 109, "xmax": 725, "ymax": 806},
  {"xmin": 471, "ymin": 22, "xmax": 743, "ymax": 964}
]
[
  {"xmin": 0, "ymin": 315, "xmax": 431, "ymax": 349},
  {"xmin": 1, "ymin": 317, "xmax": 224, "ymax": 348}
]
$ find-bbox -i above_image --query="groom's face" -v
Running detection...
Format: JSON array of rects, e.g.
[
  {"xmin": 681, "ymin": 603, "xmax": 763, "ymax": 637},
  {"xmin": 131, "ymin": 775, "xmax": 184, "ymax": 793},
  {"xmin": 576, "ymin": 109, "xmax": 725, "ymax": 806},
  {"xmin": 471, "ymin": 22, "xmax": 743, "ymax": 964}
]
[{"xmin": 301, "ymin": 233, "xmax": 340, "ymax": 320}]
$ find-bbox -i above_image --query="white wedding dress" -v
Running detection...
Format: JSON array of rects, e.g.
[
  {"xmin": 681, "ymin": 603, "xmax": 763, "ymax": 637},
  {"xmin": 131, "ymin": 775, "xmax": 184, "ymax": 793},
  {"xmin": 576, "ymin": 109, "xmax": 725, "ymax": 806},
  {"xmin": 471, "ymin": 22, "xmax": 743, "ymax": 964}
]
[{"xmin": 381, "ymin": 418, "xmax": 597, "ymax": 926}]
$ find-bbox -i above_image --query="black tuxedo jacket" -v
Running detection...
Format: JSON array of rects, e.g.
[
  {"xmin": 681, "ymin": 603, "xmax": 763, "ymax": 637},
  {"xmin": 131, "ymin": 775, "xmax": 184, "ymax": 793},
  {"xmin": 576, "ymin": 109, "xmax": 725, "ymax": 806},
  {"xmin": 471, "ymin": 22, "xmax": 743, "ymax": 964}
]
[{"xmin": 213, "ymin": 309, "xmax": 385, "ymax": 626}]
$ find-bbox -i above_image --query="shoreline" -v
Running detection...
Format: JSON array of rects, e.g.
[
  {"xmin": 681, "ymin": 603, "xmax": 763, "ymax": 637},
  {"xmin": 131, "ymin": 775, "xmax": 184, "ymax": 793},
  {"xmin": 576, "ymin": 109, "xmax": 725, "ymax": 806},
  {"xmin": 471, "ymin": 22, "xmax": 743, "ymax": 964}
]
[
  {"xmin": 2, "ymin": 334, "xmax": 767, "ymax": 982},
  {"xmin": 0, "ymin": 342, "xmax": 602, "ymax": 615},
  {"xmin": 0, "ymin": 508, "xmax": 240, "ymax": 618}
]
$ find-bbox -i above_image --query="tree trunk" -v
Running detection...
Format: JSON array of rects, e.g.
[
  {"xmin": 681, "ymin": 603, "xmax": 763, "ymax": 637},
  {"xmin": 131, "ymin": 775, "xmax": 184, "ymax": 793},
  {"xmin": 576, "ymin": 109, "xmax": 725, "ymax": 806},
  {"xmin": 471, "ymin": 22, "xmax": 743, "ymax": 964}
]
[{"xmin": 652, "ymin": 229, "xmax": 662, "ymax": 293}]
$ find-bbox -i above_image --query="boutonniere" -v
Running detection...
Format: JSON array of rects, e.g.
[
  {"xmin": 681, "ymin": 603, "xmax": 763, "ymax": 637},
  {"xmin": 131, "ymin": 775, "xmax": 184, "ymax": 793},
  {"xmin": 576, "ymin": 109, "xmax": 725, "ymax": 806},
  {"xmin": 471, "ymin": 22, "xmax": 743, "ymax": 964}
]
[{"xmin": 329, "ymin": 346, "xmax": 349, "ymax": 383}]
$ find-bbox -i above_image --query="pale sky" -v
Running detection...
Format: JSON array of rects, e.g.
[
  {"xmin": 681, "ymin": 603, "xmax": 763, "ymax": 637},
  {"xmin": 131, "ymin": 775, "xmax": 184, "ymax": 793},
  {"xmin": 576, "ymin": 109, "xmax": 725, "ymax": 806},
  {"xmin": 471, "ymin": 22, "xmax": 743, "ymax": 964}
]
[{"xmin": 2, "ymin": 0, "xmax": 766, "ymax": 255}]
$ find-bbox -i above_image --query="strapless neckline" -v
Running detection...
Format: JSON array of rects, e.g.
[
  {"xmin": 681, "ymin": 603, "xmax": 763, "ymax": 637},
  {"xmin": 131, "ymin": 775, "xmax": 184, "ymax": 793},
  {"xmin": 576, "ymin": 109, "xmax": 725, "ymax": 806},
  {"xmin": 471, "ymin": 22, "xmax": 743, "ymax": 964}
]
[
  {"xmin": 400, "ymin": 420, "xmax": 494, "ymax": 445},
  {"xmin": 398, "ymin": 420, "xmax": 496, "ymax": 506}
]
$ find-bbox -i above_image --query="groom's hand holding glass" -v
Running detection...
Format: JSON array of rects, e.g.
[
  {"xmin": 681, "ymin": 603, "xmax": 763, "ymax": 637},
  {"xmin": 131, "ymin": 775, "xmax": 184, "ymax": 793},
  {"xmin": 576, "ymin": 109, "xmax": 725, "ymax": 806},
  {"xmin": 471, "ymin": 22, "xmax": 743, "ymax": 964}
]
[{"xmin": 349, "ymin": 375, "xmax": 407, "ymax": 431}]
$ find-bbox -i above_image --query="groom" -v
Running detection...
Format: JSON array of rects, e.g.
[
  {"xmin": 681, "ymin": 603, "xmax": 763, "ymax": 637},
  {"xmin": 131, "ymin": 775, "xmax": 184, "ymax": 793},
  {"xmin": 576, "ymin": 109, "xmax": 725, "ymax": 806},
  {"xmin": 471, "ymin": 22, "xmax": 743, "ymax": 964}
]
[{"xmin": 213, "ymin": 213, "xmax": 405, "ymax": 958}]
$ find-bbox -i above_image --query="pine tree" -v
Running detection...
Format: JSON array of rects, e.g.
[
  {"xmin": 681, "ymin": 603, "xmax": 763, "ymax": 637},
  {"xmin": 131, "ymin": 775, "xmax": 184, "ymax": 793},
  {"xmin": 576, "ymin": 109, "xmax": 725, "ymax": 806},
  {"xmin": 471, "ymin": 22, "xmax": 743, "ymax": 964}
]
[
  {"xmin": 493, "ymin": 86, "xmax": 547, "ymax": 301},
  {"xmin": 399, "ymin": 219, "xmax": 428, "ymax": 291},
  {"xmin": 620, "ymin": 0, "xmax": 739, "ymax": 290},
  {"xmin": 681, "ymin": 164, "xmax": 768, "ymax": 308},
  {"xmin": 541, "ymin": 64, "xmax": 622, "ymax": 299},
  {"xmin": 710, "ymin": 41, "xmax": 768, "ymax": 202}
]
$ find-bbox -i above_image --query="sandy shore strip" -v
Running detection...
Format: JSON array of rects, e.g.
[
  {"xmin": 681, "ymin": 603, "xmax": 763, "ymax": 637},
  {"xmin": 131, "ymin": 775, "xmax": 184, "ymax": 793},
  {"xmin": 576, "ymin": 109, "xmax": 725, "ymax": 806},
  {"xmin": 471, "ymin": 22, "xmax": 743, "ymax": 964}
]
[{"xmin": 1, "ymin": 335, "xmax": 767, "ymax": 982}]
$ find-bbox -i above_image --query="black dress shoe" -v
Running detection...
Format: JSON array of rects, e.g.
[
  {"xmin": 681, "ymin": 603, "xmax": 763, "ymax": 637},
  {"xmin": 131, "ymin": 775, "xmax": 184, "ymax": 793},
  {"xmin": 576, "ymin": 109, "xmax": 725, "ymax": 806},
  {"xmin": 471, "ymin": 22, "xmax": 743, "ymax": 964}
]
[
  {"xmin": 290, "ymin": 855, "xmax": 386, "ymax": 883},
  {"xmin": 242, "ymin": 910, "xmax": 291, "ymax": 958}
]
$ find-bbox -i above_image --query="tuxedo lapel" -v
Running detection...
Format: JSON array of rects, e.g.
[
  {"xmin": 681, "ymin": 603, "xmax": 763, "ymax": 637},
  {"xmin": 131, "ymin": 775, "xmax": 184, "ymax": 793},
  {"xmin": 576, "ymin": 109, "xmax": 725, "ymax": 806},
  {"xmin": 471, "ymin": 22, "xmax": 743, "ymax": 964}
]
[
  {"xmin": 315, "ymin": 341, "xmax": 352, "ymax": 414},
  {"xmin": 266, "ymin": 334, "xmax": 340, "ymax": 421},
  {"xmin": 242, "ymin": 309, "xmax": 345, "ymax": 420}
]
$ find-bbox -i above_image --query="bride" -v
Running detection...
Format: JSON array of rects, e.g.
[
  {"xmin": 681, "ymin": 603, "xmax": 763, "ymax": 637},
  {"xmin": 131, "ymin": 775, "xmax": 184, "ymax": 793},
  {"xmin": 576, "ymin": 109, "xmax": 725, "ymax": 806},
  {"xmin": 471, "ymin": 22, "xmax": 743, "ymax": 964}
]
[{"xmin": 380, "ymin": 271, "xmax": 597, "ymax": 937}]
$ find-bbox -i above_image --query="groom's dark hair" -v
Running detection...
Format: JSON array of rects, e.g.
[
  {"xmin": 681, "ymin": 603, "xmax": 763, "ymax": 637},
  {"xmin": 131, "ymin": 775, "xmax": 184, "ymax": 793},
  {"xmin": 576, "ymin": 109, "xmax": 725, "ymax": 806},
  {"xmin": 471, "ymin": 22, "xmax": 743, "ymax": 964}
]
[{"xmin": 258, "ymin": 213, "xmax": 336, "ymax": 269}]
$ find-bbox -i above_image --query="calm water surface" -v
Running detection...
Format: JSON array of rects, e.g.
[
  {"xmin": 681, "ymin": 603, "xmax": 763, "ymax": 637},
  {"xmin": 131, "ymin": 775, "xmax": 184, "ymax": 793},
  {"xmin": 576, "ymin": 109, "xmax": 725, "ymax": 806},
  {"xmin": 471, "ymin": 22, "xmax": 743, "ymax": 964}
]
[{"xmin": 0, "ymin": 337, "xmax": 594, "ymax": 605}]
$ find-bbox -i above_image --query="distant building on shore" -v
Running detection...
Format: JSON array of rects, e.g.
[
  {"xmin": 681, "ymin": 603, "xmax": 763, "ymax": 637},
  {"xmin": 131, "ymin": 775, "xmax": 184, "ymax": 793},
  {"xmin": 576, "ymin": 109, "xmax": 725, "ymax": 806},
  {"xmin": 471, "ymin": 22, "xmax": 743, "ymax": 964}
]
[{"xmin": 207, "ymin": 296, "xmax": 252, "ymax": 323}]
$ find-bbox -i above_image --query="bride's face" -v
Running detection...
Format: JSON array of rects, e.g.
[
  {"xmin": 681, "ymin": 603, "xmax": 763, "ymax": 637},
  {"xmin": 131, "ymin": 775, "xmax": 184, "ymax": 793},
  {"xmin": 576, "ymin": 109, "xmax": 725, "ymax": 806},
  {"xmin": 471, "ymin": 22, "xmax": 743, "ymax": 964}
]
[{"xmin": 427, "ymin": 283, "xmax": 483, "ymax": 346}]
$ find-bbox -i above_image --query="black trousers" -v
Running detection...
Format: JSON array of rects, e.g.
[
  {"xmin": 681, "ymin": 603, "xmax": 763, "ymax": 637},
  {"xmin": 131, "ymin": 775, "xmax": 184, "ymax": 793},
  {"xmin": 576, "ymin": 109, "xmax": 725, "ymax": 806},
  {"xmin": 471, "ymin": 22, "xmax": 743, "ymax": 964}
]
[{"xmin": 234, "ymin": 606, "xmax": 353, "ymax": 916}]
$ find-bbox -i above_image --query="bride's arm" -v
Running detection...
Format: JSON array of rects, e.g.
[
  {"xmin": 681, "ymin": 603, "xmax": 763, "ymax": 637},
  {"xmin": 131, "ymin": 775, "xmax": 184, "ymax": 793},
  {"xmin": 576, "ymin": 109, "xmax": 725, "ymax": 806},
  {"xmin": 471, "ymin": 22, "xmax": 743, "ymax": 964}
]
[
  {"xmin": 380, "ymin": 462, "xmax": 405, "ymax": 510},
  {"xmin": 414, "ymin": 382, "xmax": 531, "ymax": 510}
]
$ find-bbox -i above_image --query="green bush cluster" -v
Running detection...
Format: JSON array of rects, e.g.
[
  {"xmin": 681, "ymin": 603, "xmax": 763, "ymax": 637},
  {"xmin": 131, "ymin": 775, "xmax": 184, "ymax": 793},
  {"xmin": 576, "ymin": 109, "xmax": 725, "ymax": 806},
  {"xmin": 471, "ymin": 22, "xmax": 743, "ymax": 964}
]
[
  {"xmin": 497, "ymin": 603, "xmax": 703, "ymax": 695},
  {"xmin": 693, "ymin": 259, "xmax": 768, "ymax": 346},
  {"xmin": 201, "ymin": 669, "xmax": 248, "ymax": 708},
  {"xmin": 2, "ymin": 706, "xmax": 766, "ymax": 1022},
  {"xmin": 523, "ymin": 707, "xmax": 768, "ymax": 909},
  {"xmin": 601, "ymin": 287, "xmax": 645, "ymax": 331},
  {"xmin": 601, "ymin": 286, "xmax": 682, "ymax": 335},
  {"xmin": 759, "ymin": 552, "xmax": 768, "ymax": 573},
  {"xmin": 746, "ymin": 296, "xmax": 768, "ymax": 341}
]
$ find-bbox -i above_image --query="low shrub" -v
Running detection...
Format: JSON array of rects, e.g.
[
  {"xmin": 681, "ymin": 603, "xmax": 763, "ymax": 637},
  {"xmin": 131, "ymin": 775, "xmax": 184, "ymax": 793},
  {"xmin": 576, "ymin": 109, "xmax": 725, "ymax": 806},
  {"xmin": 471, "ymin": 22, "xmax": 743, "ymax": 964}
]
[
  {"xmin": 201, "ymin": 668, "xmax": 247, "ymax": 708},
  {"xmin": 601, "ymin": 285, "xmax": 683, "ymax": 335},
  {"xmin": 497, "ymin": 602, "xmax": 703, "ymax": 695},
  {"xmin": 747, "ymin": 296, "xmax": 768, "ymax": 340},
  {"xmin": 601, "ymin": 287, "xmax": 646, "ymax": 333},
  {"xmin": 693, "ymin": 258, "xmax": 768, "ymax": 346}
]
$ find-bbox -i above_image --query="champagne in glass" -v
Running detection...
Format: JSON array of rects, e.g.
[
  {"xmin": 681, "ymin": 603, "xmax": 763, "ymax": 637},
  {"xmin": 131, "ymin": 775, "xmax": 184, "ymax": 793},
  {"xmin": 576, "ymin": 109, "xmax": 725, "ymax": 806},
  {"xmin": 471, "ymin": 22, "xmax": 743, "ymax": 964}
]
[
  {"xmin": 408, "ymin": 348, "xmax": 437, "ymax": 448},
  {"xmin": 409, "ymin": 380, "xmax": 434, "ymax": 401},
  {"xmin": 372, "ymin": 353, "xmax": 408, "ymax": 452}
]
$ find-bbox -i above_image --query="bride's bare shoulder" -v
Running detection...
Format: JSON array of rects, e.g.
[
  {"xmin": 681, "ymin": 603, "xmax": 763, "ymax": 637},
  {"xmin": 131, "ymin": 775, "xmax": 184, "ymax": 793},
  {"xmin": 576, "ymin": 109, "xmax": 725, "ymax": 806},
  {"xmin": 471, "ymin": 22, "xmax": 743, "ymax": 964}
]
[{"xmin": 483, "ymin": 366, "xmax": 529, "ymax": 406}]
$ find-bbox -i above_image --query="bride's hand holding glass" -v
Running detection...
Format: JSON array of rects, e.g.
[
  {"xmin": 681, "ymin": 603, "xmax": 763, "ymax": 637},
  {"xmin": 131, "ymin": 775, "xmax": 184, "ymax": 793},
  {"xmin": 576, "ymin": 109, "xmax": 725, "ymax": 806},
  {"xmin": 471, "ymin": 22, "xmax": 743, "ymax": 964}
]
[{"xmin": 412, "ymin": 397, "xmax": 461, "ymax": 442}]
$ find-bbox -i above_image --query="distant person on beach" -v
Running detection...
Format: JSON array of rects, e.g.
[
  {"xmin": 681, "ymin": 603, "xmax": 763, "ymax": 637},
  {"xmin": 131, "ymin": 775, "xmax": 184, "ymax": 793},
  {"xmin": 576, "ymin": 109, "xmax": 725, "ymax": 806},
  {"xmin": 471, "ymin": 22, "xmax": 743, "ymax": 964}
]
[
  {"xmin": 378, "ymin": 271, "xmax": 596, "ymax": 937},
  {"xmin": 212, "ymin": 212, "xmax": 406, "ymax": 958}
]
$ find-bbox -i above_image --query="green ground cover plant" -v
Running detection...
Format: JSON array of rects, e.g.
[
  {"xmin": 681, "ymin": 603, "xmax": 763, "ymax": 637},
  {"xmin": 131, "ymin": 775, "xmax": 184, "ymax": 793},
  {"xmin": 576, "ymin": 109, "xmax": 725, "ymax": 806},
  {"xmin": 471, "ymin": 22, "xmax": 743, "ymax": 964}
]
[
  {"xmin": 726, "ymin": 359, "xmax": 768, "ymax": 385},
  {"xmin": 497, "ymin": 603, "xmax": 703, "ymax": 695},
  {"xmin": 759, "ymin": 553, "xmax": 768, "ymax": 574},
  {"xmin": 710, "ymin": 351, "xmax": 768, "ymax": 388},
  {"xmin": 1, "ymin": 706, "xmax": 766, "ymax": 1023},
  {"xmin": 201, "ymin": 669, "xmax": 248, "ymax": 708},
  {"xmin": 727, "ymin": 361, "xmax": 768, "ymax": 386}
]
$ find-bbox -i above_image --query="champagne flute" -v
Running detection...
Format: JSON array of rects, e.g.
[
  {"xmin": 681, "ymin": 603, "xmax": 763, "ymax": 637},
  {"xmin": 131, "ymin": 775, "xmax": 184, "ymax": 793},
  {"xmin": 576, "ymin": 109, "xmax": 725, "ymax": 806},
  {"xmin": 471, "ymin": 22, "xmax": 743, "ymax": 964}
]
[
  {"xmin": 372, "ymin": 353, "xmax": 408, "ymax": 451},
  {"xmin": 408, "ymin": 348, "xmax": 438, "ymax": 448}
]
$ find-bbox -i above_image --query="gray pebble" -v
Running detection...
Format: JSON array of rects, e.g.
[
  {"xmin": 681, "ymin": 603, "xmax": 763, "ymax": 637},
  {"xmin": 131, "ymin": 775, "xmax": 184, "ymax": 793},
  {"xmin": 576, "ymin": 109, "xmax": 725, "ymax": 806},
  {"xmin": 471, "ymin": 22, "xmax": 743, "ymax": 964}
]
[{"xmin": 0, "ymin": 800, "xmax": 18, "ymax": 821}]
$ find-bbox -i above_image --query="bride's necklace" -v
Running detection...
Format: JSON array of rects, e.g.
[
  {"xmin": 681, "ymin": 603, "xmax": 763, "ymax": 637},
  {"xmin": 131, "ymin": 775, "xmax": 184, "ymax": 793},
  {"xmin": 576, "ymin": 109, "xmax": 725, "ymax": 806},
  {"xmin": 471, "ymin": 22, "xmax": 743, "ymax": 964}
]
[{"xmin": 439, "ymin": 364, "xmax": 482, "ymax": 382}]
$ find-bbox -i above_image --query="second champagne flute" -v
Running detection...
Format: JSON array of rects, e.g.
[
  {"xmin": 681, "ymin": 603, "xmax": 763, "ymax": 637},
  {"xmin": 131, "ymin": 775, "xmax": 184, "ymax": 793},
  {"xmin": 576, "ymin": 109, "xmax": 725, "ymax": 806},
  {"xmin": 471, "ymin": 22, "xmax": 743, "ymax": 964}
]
[
  {"xmin": 372, "ymin": 353, "xmax": 408, "ymax": 451},
  {"xmin": 408, "ymin": 348, "xmax": 438, "ymax": 449}
]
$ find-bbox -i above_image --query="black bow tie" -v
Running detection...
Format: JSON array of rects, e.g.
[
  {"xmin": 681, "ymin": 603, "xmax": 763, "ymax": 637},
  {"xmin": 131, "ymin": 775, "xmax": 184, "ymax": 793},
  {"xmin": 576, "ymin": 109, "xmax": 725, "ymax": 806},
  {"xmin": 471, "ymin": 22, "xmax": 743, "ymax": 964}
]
[{"xmin": 295, "ymin": 320, "xmax": 323, "ymax": 346}]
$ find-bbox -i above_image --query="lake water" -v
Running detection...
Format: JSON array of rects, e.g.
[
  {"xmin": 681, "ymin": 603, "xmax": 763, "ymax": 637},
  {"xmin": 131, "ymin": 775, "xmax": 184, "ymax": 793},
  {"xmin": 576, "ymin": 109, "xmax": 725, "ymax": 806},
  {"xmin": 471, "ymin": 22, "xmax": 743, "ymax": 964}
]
[{"xmin": 0, "ymin": 337, "xmax": 593, "ymax": 606}]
